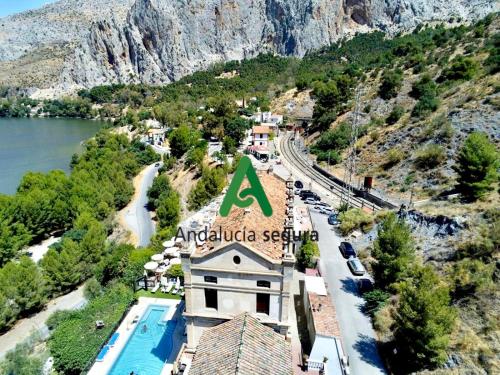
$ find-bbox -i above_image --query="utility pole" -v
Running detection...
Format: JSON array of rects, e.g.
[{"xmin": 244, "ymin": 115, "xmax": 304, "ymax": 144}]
[{"xmin": 341, "ymin": 87, "xmax": 363, "ymax": 209}]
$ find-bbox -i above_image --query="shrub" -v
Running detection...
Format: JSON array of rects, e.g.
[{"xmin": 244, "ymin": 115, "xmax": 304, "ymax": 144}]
[
  {"xmin": 410, "ymin": 74, "xmax": 438, "ymax": 100},
  {"xmin": 338, "ymin": 208, "xmax": 373, "ymax": 235},
  {"xmin": 414, "ymin": 144, "xmax": 446, "ymax": 169},
  {"xmin": 454, "ymin": 132, "xmax": 498, "ymax": 200},
  {"xmin": 439, "ymin": 56, "xmax": 478, "ymax": 82},
  {"xmin": 363, "ymin": 289, "xmax": 390, "ymax": 317},
  {"xmin": 379, "ymin": 69, "xmax": 403, "ymax": 100},
  {"xmin": 49, "ymin": 283, "xmax": 134, "ymax": 375},
  {"xmin": 386, "ymin": 105, "xmax": 405, "ymax": 125},
  {"xmin": 384, "ymin": 148, "xmax": 404, "ymax": 169},
  {"xmin": 297, "ymin": 236, "xmax": 320, "ymax": 270},
  {"xmin": 449, "ymin": 259, "xmax": 494, "ymax": 298},
  {"xmin": 412, "ymin": 94, "xmax": 440, "ymax": 118},
  {"xmin": 168, "ymin": 264, "xmax": 184, "ymax": 279}
]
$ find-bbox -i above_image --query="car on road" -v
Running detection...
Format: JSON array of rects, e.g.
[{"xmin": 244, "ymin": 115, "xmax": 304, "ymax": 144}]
[
  {"xmin": 328, "ymin": 213, "xmax": 340, "ymax": 225},
  {"xmin": 299, "ymin": 190, "xmax": 312, "ymax": 197},
  {"xmin": 294, "ymin": 180, "xmax": 304, "ymax": 189},
  {"xmin": 155, "ymin": 162, "xmax": 160, "ymax": 167},
  {"xmin": 356, "ymin": 278, "xmax": 374, "ymax": 294},
  {"xmin": 319, "ymin": 207, "xmax": 334, "ymax": 215},
  {"xmin": 339, "ymin": 242, "xmax": 356, "ymax": 258},
  {"xmin": 301, "ymin": 192, "xmax": 320, "ymax": 201},
  {"xmin": 347, "ymin": 257, "xmax": 366, "ymax": 276},
  {"xmin": 294, "ymin": 189, "xmax": 301, "ymax": 195},
  {"xmin": 314, "ymin": 202, "xmax": 329, "ymax": 208},
  {"xmin": 305, "ymin": 198, "xmax": 317, "ymax": 205}
]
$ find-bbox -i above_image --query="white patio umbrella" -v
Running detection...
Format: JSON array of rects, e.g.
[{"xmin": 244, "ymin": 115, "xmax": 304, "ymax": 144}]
[
  {"xmin": 163, "ymin": 246, "xmax": 179, "ymax": 256},
  {"xmin": 144, "ymin": 261, "xmax": 159, "ymax": 271},
  {"xmin": 151, "ymin": 254, "xmax": 163, "ymax": 262},
  {"xmin": 170, "ymin": 258, "xmax": 181, "ymax": 265},
  {"xmin": 162, "ymin": 240, "xmax": 175, "ymax": 248}
]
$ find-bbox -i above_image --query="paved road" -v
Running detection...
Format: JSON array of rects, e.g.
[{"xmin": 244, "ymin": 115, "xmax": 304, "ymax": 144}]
[
  {"xmin": 0, "ymin": 285, "xmax": 86, "ymax": 359},
  {"xmin": 310, "ymin": 209, "xmax": 386, "ymax": 375},
  {"xmin": 123, "ymin": 162, "xmax": 161, "ymax": 247}
]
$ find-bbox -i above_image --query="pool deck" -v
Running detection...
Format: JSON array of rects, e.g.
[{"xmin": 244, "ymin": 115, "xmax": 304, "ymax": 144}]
[{"xmin": 88, "ymin": 297, "xmax": 186, "ymax": 375}]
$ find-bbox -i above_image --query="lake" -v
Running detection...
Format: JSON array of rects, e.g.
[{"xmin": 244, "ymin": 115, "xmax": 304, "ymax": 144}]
[{"xmin": 0, "ymin": 118, "xmax": 105, "ymax": 195}]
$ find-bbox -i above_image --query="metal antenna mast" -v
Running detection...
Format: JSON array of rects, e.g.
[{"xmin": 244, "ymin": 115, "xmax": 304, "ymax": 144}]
[{"xmin": 341, "ymin": 87, "xmax": 362, "ymax": 209}]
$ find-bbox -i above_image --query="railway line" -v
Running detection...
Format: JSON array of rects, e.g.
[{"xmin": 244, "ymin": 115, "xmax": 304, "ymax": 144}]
[{"xmin": 280, "ymin": 132, "xmax": 396, "ymax": 212}]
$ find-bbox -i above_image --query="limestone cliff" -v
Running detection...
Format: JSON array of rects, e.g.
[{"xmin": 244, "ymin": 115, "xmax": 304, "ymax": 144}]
[{"xmin": 0, "ymin": 0, "xmax": 497, "ymax": 95}]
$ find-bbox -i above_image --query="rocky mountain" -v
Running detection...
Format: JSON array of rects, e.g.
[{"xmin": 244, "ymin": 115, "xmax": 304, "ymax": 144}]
[{"xmin": 0, "ymin": 0, "xmax": 497, "ymax": 96}]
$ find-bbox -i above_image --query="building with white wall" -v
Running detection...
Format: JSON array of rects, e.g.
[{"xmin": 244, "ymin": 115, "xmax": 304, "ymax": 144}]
[{"xmin": 181, "ymin": 173, "xmax": 296, "ymax": 351}]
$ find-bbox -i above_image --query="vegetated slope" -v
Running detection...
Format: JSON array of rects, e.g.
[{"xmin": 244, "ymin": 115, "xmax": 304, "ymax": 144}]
[
  {"xmin": 291, "ymin": 17, "xmax": 499, "ymax": 374},
  {"xmin": 0, "ymin": 0, "xmax": 497, "ymax": 96}
]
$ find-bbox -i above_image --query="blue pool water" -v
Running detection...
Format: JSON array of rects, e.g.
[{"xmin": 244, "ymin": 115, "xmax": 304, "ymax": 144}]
[{"xmin": 108, "ymin": 305, "xmax": 176, "ymax": 375}]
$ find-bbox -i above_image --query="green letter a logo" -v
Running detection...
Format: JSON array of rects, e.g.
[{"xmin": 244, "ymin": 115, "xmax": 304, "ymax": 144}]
[{"xmin": 219, "ymin": 156, "xmax": 273, "ymax": 217}]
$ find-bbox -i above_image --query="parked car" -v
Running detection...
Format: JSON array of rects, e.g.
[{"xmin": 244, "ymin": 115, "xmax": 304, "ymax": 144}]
[
  {"xmin": 155, "ymin": 162, "xmax": 160, "ymax": 167},
  {"xmin": 301, "ymin": 192, "xmax": 320, "ymax": 201},
  {"xmin": 299, "ymin": 190, "xmax": 313, "ymax": 197},
  {"xmin": 305, "ymin": 198, "xmax": 317, "ymax": 205},
  {"xmin": 294, "ymin": 180, "xmax": 304, "ymax": 189},
  {"xmin": 347, "ymin": 258, "xmax": 366, "ymax": 276},
  {"xmin": 356, "ymin": 278, "xmax": 374, "ymax": 294},
  {"xmin": 294, "ymin": 189, "xmax": 301, "ymax": 195},
  {"xmin": 339, "ymin": 242, "xmax": 356, "ymax": 258},
  {"xmin": 319, "ymin": 207, "xmax": 334, "ymax": 215},
  {"xmin": 314, "ymin": 202, "xmax": 329, "ymax": 208},
  {"xmin": 328, "ymin": 214, "xmax": 340, "ymax": 225}
]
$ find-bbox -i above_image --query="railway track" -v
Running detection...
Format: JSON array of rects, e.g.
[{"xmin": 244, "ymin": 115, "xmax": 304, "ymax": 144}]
[{"xmin": 280, "ymin": 133, "xmax": 384, "ymax": 212}]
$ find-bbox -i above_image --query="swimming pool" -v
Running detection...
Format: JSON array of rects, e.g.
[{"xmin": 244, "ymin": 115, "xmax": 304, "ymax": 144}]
[{"xmin": 108, "ymin": 305, "xmax": 177, "ymax": 375}]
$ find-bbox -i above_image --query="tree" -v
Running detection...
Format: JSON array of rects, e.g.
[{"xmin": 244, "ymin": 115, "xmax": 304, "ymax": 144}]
[
  {"xmin": 0, "ymin": 342, "xmax": 43, "ymax": 375},
  {"xmin": 0, "ymin": 257, "xmax": 45, "ymax": 315},
  {"xmin": 41, "ymin": 240, "xmax": 83, "ymax": 295},
  {"xmin": 169, "ymin": 125, "xmax": 198, "ymax": 158},
  {"xmin": 0, "ymin": 219, "xmax": 32, "ymax": 267},
  {"xmin": 372, "ymin": 213, "xmax": 415, "ymax": 290},
  {"xmin": 156, "ymin": 191, "xmax": 181, "ymax": 230},
  {"xmin": 394, "ymin": 265, "xmax": 456, "ymax": 368},
  {"xmin": 454, "ymin": 132, "xmax": 498, "ymax": 200},
  {"xmin": 147, "ymin": 174, "xmax": 173, "ymax": 209},
  {"xmin": 0, "ymin": 291, "xmax": 19, "ymax": 332},
  {"xmin": 297, "ymin": 236, "xmax": 320, "ymax": 270}
]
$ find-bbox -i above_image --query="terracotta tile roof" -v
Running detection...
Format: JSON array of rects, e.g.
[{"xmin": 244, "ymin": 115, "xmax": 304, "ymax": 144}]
[
  {"xmin": 252, "ymin": 125, "xmax": 271, "ymax": 134},
  {"xmin": 195, "ymin": 172, "xmax": 288, "ymax": 260},
  {"xmin": 308, "ymin": 292, "xmax": 341, "ymax": 338},
  {"xmin": 189, "ymin": 313, "xmax": 293, "ymax": 375}
]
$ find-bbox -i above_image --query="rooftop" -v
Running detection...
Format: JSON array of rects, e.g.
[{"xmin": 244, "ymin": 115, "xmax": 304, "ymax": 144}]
[
  {"xmin": 252, "ymin": 125, "xmax": 271, "ymax": 134},
  {"xmin": 194, "ymin": 172, "xmax": 288, "ymax": 260},
  {"xmin": 189, "ymin": 313, "xmax": 292, "ymax": 375},
  {"xmin": 308, "ymin": 291, "xmax": 341, "ymax": 338}
]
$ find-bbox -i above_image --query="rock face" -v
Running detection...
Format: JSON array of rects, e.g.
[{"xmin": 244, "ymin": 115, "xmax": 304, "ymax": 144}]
[{"xmin": 0, "ymin": 0, "xmax": 497, "ymax": 94}]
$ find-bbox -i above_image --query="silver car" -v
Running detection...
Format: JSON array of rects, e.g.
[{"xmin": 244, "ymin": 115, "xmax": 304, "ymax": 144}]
[{"xmin": 347, "ymin": 258, "xmax": 365, "ymax": 276}]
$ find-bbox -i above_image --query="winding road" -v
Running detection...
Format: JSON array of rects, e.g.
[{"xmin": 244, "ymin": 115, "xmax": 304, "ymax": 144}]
[{"xmin": 122, "ymin": 162, "xmax": 162, "ymax": 247}]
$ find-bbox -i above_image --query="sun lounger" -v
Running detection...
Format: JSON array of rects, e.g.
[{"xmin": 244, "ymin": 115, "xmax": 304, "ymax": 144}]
[
  {"xmin": 164, "ymin": 281, "xmax": 174, "ymax": 293},
  {"xmin": 96, "ymin": 346, "xmax": 110, "ymax": 362},
  {"xmin": 151, "ymin": 283, "xmax": 160, "ymax": 293},
  {"xmin": 108, "ymin": 332, "xmax": 119, "ymax": 346}
]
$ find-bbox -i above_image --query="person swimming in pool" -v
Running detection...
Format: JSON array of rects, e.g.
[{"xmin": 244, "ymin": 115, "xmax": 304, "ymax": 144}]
[{"xmin": 141, "ymin": 324, "xmax": 148, "ymax": 333}]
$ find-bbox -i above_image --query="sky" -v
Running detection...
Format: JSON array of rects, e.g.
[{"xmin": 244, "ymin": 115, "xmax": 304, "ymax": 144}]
[{"xmin": 0, "ymin": 0, "xmax": 56, "ymax": 18}]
